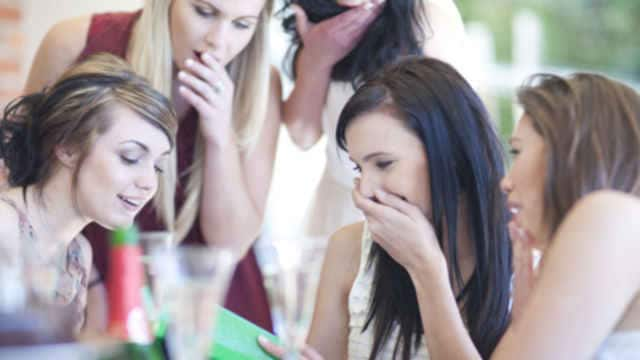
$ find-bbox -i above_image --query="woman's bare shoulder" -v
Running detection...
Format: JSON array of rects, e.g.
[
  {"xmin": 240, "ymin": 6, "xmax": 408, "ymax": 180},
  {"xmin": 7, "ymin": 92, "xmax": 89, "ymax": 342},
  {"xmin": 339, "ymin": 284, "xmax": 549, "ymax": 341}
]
[
  {"xmin": 558, "ymin": 190, "xmax": 640, "ymax": 249},
  {"xmin": 325, "ymin": 221, "xmax": 365, "ymax": 286}
]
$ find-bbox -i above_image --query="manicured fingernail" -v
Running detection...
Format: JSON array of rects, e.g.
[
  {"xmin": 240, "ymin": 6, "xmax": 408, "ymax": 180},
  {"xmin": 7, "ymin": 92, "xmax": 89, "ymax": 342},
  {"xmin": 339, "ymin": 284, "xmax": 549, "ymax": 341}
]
[
  {"xmin": 363, "ymin": 1, "xmax": 374, "ymax": 10},
  {"xmin": 257, "ymin": 335, "xmax": 267, "ymax": 344},
  {"xmin": 185, "ymin": 59, "xmax": 194, "ymax": 67},
  {"xmin": 203, "ymin": 53, "xmax": 213, "ymax": 62}
]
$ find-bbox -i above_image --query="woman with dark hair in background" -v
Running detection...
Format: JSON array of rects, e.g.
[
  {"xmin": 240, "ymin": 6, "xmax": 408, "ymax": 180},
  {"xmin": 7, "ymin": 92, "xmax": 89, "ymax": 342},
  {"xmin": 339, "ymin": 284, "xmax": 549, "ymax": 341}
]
[
  {"xmin": 0, "ymin": 53, "xmax": 176, "ymax": 334},
  {"xmin": 261, "ymin": 56, "xmax": 511, "ymax": 359},
  {"xmin": 280, "ymin": 0, "xmax": 467, "ymax": 244}
]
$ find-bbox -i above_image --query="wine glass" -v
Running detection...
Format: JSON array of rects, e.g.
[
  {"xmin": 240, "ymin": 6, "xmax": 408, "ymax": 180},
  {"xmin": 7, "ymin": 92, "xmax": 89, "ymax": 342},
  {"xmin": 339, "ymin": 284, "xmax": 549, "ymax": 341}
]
[
  {"xmin": 138, "ymin": 231, "xmax": 174, "ymax": 332},
  {"xmin": 150, "ymin": 245, "xmax": 236, "ymax": 360},
  {"xmin": 262, "ymin": 236, "xmax": 326, "ymax": 359}
]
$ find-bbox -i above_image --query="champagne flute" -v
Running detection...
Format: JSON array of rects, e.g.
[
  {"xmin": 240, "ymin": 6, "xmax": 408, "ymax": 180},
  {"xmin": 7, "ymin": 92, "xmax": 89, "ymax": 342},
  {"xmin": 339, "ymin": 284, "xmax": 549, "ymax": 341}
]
[
  {"xmin": 262, "ymin": 236, "xmax": 325, "ymax": 360},
  {"xmin": 150, "ymin": 245, "xmax": 236, "ymax": 360}
]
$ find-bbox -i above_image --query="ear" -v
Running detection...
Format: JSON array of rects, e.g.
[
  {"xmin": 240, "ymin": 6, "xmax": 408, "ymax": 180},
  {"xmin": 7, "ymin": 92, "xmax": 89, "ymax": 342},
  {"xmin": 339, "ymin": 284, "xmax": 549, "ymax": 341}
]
[{"xmin": 55, "ymin": 145, "xmax": 80, "ymax": 168}]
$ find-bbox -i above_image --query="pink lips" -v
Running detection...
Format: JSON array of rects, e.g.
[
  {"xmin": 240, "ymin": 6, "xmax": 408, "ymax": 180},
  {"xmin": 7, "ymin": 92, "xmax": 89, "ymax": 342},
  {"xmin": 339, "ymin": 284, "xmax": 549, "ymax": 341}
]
[
  {"xmin": 117, "ymin": 194, "xmax": 144, "ymax": 213},
  {"xmin": 193, "ymin": 51, "xmax": 205, "ymax": 64}
]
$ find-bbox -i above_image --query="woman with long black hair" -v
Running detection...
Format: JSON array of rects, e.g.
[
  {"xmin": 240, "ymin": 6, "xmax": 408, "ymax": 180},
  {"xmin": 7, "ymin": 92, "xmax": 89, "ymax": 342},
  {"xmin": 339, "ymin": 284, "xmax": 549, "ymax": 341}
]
[{"xmin": 261, "ymin": 56, "xmax": 511, "ymax": 359}]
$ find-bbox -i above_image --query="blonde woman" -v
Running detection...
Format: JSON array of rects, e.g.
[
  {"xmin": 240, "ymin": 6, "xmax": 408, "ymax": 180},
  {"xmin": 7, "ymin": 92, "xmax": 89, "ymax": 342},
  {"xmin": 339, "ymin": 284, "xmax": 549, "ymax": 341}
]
[
  {"xmin": 25, "ymin": 0, "xmax": 281, "ymax": 331},
  {"xmin": 1, "ymin": 53, "xmax": 176, "ymax": 334}
]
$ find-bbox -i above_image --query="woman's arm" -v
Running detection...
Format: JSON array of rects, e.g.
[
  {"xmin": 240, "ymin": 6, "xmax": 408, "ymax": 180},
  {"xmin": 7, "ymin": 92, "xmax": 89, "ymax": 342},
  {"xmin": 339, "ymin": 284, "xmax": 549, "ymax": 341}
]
[
  {"xmin": 260, "ymin": 222, "xmax": 363, "ymax": 359},
  {"xmin": 75, "ymin": 236, "xmax": 107, "ymax": 334},
  {"xmin": 84, "ymin": 266, "xmax": 108, "ymax": 333},
  {"xmin": 306, "ymin": 223, "xmax": 362, "ymax": 358},
  {"xmin": 353, "ymin": 187, "xmax": 482, "ymax": 359},
  {"xmin": 282, "ymin": 4, "xmax": 382, "ymax": 150},
  {"xmin": 196, "ymin": 66, "xmax": 282, "ymax": 255},
  {"xmin": 23, "ymin": 16, "xmax": 90, "ymax": 93},
  {"xmin": 421, "ymin": 0, "xmax": 467, "ymax": 71},
  {"xmin": 492, "ymin": 191, "xmax": 640, "ymax": 359}
]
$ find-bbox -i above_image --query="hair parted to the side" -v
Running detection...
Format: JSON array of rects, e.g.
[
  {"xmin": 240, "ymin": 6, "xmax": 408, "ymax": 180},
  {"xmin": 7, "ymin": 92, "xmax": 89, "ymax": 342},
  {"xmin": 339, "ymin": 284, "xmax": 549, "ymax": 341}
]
[
  {"xmin": 128, "ymin": 0, "xmax": 274, "ymax": 241},
  {"xmin": 517, "ymin": 73, "xmax": 640, "ymax": 236},
  {"xmin": 336, "ymin": 56, "xmax": 512, "ymax": 360},
  {"xmin": 0, "ymin": 52, "xmax": 177, "ymax": 199},
  {"xmin": 280, "ymin": 0, "xmax": 425, "ymax": 88}
]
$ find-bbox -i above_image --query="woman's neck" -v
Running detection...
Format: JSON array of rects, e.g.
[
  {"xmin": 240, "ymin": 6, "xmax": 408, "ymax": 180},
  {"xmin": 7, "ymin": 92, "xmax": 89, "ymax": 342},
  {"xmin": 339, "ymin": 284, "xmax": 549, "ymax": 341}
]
[{"xmin": 7, "ymin": 174, "xmax": 89, "ymax": 254}]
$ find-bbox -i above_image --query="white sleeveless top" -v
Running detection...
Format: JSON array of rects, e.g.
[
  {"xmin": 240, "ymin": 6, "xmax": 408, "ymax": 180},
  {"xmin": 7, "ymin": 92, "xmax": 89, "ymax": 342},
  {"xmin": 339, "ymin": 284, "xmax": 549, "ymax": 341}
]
[
  {"xmin": 347, "ymin": 224, "xmax": 430, "ymax": 359},
  {"xmin": 595, "ymin": 332, "xmax": 640, "ymax": 359}
]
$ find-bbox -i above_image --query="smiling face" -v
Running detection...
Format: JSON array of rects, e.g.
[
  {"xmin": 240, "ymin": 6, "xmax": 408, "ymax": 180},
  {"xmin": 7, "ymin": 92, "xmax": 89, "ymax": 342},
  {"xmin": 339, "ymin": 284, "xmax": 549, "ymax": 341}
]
[
  {"xmin": 169, "ymin": 0, "xmax": 265, "ymax": 69},
  {"xmin": 346, "ymin": 107, "xmax": 432, "ymax": 217},
  {"xmin": 501, "ymin": 114, "xmax": 548, "ymax": 246},
  {"xmin": 72, "ymin": 104, "xmax": 172, "ymax": 230}
]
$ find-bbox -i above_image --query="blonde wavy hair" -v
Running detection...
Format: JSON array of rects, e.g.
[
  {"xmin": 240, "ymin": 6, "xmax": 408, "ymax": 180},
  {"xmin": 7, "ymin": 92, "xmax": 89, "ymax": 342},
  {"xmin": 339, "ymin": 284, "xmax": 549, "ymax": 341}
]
[{"xmin": 127, "ymin": 0, "xmax": 274, "ymax": 241}]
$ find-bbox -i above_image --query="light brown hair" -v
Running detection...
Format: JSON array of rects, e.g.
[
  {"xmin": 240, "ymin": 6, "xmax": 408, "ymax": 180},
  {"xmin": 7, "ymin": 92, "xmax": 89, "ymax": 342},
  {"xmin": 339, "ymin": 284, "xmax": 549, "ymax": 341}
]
[
  {"xmin": 0, "ymin": 53, "xmax": 177, "ymax": 196},
  {"xmin": 518, "ymin": 73, "xmax": 640, "ymax": 234}
]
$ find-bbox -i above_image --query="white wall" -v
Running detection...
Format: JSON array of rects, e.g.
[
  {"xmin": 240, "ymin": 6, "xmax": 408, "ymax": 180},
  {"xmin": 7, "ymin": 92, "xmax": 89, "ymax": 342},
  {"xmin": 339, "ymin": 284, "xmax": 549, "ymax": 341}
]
[{"xmin": 21, "ymin": 0, "xmax": 143, "ymax": 81}]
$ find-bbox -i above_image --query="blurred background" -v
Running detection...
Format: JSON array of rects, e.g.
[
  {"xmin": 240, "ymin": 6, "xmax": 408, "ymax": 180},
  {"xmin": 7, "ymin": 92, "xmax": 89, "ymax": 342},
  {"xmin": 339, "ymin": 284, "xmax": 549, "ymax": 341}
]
[{"xmin": 1, "ymin": 0, "xmax": 638, "ymax": 244}]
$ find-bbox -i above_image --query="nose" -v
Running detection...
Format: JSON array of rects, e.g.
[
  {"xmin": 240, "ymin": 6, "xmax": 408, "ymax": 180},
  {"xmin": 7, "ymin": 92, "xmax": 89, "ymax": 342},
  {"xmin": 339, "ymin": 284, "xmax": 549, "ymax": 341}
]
[
  {"xmin": 135, "ymin": 167, "xmax": 157, "ymax": 195},
  {"xmin": 204, "ymin": 20, "xmax": 230, "ymax": 53},
  {"xmin": 358, "ymin": 171, "xmax": 379, "ymax": 199},
  {"xmin": 500, "ymin": 172, "xmax": 513, "ymax": 195}
]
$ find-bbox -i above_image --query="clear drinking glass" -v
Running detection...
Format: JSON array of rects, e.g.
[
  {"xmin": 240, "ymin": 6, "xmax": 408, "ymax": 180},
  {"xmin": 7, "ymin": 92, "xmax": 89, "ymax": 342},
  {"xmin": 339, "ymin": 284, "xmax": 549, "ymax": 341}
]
[
  {"xmin": 149, "ymin": 245, "xmax": 236, "ymax": 360},
  {"xmin": 262, "ymin": 237, "xmax": 326, "ymax": 360},
  {"xmin": 138, "ymin": 231, "xmax": 174, "ymax": 332}
]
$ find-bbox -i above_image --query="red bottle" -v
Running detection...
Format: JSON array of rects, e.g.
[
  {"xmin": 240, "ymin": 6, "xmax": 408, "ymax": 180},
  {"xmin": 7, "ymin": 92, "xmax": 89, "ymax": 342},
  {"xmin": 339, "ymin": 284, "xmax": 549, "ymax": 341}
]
[{"xmin": 107, "ymin": 225, "xmax": 152, "ymax": 344}]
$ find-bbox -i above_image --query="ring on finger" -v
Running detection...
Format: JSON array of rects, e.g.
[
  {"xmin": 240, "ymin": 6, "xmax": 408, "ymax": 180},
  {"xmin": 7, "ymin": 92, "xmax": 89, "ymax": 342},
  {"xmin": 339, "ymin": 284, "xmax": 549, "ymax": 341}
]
[{"xmin": 211, "ymin": 80, "xmax": 224, "ymax": 94}]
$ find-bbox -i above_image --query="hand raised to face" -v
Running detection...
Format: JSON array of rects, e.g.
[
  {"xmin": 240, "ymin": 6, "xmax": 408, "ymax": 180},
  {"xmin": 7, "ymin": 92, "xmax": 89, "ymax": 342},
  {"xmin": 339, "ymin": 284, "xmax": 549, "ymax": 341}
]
[
  {"xmin": 352, "ymin": 179, "xmax": 446, "ymax": 277},
  {"xmin": 293, "ymin": 0, "xmax": 385, "ymax": 70}
]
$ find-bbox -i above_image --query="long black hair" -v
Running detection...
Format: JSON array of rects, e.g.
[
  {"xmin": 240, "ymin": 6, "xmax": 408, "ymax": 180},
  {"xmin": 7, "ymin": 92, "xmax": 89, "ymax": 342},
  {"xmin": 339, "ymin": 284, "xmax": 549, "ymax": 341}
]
[
  {"xmin": 280, "ymin": 0, "xmax": 425, "ymax": 88},
  {"xmin": 336, "ymin": 56, "xmax": 512, "ymax": 359}
]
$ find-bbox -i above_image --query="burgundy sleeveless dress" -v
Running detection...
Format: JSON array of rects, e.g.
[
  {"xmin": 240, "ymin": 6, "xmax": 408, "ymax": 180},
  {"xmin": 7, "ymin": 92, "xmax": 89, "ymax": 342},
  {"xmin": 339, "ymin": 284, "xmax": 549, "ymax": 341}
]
[{"xmin": 79, "ymin": 11, "xmax": 273, "ymax": 331}]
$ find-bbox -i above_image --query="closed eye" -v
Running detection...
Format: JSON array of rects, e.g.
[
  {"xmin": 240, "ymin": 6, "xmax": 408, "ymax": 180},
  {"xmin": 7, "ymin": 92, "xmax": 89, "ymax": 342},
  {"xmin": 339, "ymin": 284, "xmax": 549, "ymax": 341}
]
[
  {"xmin": 120, "ymin": 155, "xmax": 139, "ymax": 165},
  {"xmin": 352, "ymin": 164, "xmax": 362, "ymax": 173},
  {"xmin": 194, "ymin": 4, "xmax": 216, "ymax": 17},
  {"xmin": 375, "ymin": 160, "xmax": 393, "ymax": 170},
  {"xmin": 233, "ymin": 20, "xmax": 254, "ymax": 30}
]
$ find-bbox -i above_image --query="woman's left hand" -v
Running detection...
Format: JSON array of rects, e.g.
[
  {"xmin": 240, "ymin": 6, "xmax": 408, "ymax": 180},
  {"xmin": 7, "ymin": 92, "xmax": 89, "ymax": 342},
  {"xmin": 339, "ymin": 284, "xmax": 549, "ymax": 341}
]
[
  {"xmin": 177, "ymin": 52, "xmax": 235, "ymax": 147},
  {"xmin": 352, "ymin": 183, "xmax": 446, "ymax": 276},
  {"xmin": 509, "ymin": 221, "xmax": 539, "ymax": 322}
]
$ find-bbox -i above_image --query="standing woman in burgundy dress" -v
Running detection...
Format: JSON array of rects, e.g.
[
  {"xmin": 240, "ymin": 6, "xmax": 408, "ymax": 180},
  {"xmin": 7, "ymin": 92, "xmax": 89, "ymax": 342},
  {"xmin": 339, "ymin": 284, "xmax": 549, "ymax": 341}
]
[{"xmin": 24, "ymin": 0, "xmax": 281, "ymax": 331}]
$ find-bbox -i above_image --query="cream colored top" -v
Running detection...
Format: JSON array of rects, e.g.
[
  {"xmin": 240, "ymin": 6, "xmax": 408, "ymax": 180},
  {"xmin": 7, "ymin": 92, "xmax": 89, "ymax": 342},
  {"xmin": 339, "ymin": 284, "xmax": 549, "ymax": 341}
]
[
  {"xmin": 594, "ymin": 332, "xmax": 640, "ymax": 359},
  {"xmin": 347, "ymin": 224, "xmax": 430, "ymax": 359}
]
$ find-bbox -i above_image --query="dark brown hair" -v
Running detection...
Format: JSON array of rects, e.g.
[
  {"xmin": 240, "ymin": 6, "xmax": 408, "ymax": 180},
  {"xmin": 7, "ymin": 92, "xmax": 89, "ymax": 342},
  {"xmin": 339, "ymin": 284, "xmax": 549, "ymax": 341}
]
[{"xmin": 518, "ymin": 73, "xmax": 640, "ymax": 235}]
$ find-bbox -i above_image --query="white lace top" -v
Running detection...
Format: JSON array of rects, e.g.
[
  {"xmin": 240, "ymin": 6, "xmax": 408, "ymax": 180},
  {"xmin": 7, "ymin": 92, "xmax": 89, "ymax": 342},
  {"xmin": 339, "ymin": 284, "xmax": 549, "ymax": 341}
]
[
  {"xmin": 594, "ymin": 331, "xmax": 640, "ymax": 359},
  {"xmin": 347, "ymin": 224, "xmax": 430, "ymax": 359}
]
